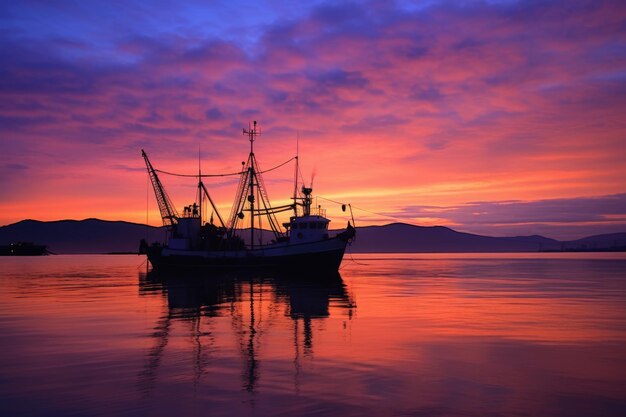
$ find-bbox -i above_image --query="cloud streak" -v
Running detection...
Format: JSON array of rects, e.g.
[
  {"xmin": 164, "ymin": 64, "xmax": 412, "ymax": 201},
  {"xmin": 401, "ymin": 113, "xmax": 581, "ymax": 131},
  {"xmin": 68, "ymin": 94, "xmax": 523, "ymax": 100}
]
[{"xmin": 396, "ymin": 194, "xmax": 626, "ymax": 239}]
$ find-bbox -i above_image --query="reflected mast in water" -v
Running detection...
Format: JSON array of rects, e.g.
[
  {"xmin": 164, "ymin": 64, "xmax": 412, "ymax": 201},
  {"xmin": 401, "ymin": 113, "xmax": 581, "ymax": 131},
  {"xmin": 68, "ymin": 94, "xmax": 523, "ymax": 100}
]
[
  {"xmin": 243, "ymin": 281, "xmax": 259, "ymax": 392},
  {"xmin": 138, "ymin": 307, "xmax": 171, "ymax": 394},
  {"xmin": 137, "ymin": 269, "xmax": 355, "ymax": 394}
]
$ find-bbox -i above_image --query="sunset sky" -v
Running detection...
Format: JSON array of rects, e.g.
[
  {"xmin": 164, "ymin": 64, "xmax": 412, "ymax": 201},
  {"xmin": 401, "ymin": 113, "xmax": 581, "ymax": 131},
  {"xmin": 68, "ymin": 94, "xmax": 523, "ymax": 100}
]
[{"xmin": 1, "ymin": 0, "xmax": 625, "ymax": 240}]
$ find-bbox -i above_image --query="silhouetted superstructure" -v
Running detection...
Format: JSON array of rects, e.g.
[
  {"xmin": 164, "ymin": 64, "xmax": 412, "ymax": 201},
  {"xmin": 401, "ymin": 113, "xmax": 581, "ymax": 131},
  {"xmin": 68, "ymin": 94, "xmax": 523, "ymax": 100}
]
[{"xmin": 140, "ymin": 121, "xmax": 355, "ymax": 271}]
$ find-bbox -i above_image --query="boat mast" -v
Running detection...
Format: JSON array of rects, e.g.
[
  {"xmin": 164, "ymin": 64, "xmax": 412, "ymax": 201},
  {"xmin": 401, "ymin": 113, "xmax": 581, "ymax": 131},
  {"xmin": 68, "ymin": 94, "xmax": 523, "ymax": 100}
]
[
  {"xmin": 196, "ymin": 146, "xmax": 228, "ymax": 230},
  {"xmin": 293, "ymin": 131, "xmax": 299, "ymax": 217},
  {"xmin": 197, "ymin": 146, "xmax": 202, "ymax": 223},
  {"xmin": 227, "ymin": 121, "xmax": 284, "ymax": 246},
  {"xmin": 243, "ymin": 121, "xmax": 260, "ymax": 250}
]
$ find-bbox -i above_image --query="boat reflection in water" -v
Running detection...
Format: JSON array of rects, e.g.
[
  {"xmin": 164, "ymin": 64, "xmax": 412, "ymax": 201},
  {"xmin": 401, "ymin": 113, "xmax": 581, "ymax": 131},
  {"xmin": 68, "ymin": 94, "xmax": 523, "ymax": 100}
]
[{"xmin": 137, "ymin": 267, "xmax": 355, "ymax": 394}]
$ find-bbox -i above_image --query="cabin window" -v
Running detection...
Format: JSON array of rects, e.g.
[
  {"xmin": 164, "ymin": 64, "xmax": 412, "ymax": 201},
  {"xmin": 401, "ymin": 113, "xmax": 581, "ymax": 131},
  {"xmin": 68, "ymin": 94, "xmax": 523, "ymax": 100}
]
[
  {"xmin": 291, "ymin": 223, "xmax": 298, "ymax": 230},
  {"xmin": 301, "ymin": 223, "xmax": 308, "ymax": 229}
]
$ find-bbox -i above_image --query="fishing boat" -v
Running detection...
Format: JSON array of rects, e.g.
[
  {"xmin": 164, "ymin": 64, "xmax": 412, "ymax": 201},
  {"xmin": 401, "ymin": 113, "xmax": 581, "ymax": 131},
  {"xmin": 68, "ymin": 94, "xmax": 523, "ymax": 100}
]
[{"xmin": 140, "ymin": 121, "xmax": 355, "ymax": 272}]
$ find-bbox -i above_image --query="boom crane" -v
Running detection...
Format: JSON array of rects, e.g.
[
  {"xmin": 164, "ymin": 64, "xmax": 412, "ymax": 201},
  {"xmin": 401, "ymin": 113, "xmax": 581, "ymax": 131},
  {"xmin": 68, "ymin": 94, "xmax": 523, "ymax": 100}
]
[{"xmin": 142, "ymin": 149, "xmax": 179, "ymax": 227}]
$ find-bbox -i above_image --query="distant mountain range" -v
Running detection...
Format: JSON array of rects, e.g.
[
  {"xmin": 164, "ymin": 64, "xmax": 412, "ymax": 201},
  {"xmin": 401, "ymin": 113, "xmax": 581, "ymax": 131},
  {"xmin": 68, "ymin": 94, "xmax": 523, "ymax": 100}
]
[
  {"xmin": 1, "ymin": 219, "xmax": 625, "ymax": 254},
  {"xmin": 350, "ymin": 223, "xmax": 626, "ymax": 253},
  {"xmin": 0, "ymin": 219, "xmax": 162, "ymax": 254}
]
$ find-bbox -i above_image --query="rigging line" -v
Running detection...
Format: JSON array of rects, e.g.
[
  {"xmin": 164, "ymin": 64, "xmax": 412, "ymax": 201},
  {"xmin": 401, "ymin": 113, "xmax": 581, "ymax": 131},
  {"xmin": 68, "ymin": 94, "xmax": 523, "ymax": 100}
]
[
  {"xmin": 154, "ymin": 157, "xmax": 297, "ymax": 178},
  {"xmin": 317, "ymin": 196, "xmax": 408, "ymax": 223},
  {"xmin": 316, "ymin": 195, "xmax": 345, "ymax": 206},
  {"xmin": 351, "ymin": 206, "xmax": 411, "ymax": 223},
  {"xmin": 155, "ymin": 168, "xmax": 242, "ymax": 178},
  {"xmin": 146, "ymin": 171, "xmax": 149, "ymax": 232},
  {"xmin": 256, "ymin": 156, "xmax": 296, "ymax": 174}
]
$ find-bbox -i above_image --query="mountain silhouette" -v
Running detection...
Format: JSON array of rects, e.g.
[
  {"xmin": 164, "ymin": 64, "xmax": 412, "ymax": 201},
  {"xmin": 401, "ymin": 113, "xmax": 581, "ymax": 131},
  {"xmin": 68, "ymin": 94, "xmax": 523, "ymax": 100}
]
[{"xmin": 1, "ymin": 219, "xmax": 624, "ymax": 254}]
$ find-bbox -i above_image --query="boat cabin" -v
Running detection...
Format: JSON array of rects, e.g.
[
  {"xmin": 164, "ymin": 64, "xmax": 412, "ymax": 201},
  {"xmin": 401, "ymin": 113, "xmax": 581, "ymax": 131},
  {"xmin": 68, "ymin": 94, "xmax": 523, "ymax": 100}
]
[
  {"xmin": 168, "ymin": 203, "xmax": 202, "ymax": 250},
  {"xmin": 285, "ymin": 215, "xmax": 330, "ymax": 243}
]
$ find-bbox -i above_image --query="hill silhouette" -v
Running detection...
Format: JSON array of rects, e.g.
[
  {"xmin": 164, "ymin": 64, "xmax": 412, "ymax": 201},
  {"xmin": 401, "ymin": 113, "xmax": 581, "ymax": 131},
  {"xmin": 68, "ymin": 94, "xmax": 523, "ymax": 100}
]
[
  {"xmin": 0, "ymin": 219, "xmax": 163, "ymax": 254},
  {"xmin": 1, "ymin": 219, "xmax": 624, "ymax": 254}
]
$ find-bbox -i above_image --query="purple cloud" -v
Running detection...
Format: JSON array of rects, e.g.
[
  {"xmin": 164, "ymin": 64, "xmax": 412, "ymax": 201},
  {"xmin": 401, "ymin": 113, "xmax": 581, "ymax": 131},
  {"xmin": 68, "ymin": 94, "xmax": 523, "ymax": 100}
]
[
  {"xmin": 398, "ymin": 194, "xmax": 626, "ymax": 239},
  {"xmin": 0, "ymin": 0, "xmax": 624, "ymax": 230}
]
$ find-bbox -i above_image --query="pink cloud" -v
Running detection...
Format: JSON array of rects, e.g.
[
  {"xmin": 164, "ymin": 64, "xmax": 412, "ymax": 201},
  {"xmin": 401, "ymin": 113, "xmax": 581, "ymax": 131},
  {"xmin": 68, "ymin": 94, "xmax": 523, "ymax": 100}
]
[{"xmin": 1, "ymin": 0, "xmax": 625, "ymax": 238}]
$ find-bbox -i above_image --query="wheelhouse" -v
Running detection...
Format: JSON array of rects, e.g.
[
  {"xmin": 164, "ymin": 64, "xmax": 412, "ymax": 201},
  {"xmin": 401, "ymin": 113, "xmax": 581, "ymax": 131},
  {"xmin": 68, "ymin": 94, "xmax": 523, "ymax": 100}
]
[{"xmin": 284, "ymin": 215, "xmax": 330, "ymax": 243}]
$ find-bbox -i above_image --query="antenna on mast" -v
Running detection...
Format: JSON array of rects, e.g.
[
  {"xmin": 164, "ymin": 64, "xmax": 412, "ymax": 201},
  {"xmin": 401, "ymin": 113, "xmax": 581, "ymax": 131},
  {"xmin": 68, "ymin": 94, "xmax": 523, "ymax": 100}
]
[{"xmin": 243, "ymin": 120, "xmax": 260, "ymax": 155}]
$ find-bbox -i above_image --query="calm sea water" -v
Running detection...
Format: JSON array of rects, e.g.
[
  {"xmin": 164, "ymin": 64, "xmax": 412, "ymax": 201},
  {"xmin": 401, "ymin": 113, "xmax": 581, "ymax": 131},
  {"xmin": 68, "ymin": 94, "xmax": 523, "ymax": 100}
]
[{"xmin": 1, "ymin": 253, "xmax": 625, "ymax": 417}]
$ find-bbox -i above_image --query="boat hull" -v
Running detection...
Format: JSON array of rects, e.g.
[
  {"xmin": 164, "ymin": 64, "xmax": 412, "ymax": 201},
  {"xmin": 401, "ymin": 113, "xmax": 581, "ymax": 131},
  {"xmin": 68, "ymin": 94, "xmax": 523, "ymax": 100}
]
[{"xmin": 146, "ymin": 237, "xmax": 350, "ymax": 273}]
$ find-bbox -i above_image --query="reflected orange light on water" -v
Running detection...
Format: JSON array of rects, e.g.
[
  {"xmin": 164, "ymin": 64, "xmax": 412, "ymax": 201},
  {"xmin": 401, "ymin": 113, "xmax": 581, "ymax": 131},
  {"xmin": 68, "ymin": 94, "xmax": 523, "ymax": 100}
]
[{"xmin": 1, "ymin": 254, "xmax": 625, "ymax": 416}]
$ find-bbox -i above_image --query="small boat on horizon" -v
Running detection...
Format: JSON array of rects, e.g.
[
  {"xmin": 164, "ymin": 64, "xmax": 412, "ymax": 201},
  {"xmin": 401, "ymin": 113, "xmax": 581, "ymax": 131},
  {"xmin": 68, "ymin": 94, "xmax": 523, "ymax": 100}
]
[
  {"xmin": 140, "ymin": 121, "xmax": 355, "ymax": 272},
  {"xmin": 0, "ymin": 242, "xmax": 49, "ymax": 256}
]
